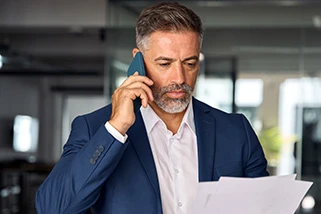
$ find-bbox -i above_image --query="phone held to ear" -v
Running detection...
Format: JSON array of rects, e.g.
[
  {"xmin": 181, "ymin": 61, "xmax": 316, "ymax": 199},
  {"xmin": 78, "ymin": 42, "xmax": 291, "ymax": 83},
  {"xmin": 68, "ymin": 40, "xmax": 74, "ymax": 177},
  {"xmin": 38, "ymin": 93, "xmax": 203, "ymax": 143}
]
[{"xmin": 127, "ymin": 52, "xmax": 146, "ymax": 112}]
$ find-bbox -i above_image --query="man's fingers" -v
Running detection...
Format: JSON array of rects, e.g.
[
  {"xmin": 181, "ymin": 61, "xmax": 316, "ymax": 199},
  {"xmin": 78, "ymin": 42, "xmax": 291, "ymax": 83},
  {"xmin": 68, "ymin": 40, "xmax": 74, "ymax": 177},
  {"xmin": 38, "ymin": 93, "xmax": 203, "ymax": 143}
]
[
  {"xmin": 120, "ymin": 73, "xmax": 154, "ymax": 88},
  {"xmin": 125, "ymin": 87, "xmax": 152, "ymax": 106},
  {"xmin": 134, "ymin": 89, "xmax": 150, "ymax": 108},
  {"xmin": 125, "ymin": 82, "xmax": 154, "ymax": 101}
]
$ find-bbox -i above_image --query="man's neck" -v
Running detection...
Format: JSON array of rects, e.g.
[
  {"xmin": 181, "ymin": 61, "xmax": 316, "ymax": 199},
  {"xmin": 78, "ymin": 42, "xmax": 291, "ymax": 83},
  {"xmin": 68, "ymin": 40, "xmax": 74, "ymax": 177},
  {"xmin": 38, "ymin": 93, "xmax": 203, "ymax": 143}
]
[{"xmin": 148, "ymin": 102, "xmax": 186, "ymax": 134}]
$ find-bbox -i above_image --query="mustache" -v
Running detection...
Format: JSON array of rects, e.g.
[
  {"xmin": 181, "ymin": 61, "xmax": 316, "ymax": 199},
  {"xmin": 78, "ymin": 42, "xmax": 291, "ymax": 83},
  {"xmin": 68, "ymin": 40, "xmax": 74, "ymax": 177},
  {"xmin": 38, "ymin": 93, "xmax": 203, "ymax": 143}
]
[{"xmin": 159, "ymin": 83, "xmax": 192, "ymax": 95}]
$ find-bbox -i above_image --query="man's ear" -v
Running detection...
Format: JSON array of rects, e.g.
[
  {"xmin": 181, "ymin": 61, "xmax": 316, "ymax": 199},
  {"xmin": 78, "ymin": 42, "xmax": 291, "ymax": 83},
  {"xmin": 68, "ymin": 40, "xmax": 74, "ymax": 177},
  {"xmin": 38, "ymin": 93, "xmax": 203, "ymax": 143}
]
[{"xmin": 132, "ymin": 48, "xmax": 140, "ymax": 57}]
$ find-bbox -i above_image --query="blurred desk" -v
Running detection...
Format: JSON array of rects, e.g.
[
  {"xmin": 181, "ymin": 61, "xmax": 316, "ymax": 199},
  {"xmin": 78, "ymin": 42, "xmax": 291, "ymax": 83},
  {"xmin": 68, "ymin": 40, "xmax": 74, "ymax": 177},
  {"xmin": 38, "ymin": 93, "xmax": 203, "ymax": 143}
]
[{"xmin": 0, "ymin": 161, "xmax": 53, "ymax": 214}]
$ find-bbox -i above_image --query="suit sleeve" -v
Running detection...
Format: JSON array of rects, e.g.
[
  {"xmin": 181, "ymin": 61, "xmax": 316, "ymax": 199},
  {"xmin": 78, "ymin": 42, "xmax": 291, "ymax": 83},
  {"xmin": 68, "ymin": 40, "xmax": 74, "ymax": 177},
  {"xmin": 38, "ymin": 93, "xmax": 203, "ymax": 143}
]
[
  {"xmin": 36, "ymin": 115, "xmax": 128, "ymax": 214},
  {"xmin": 240, "ymin": 115, "xmax": 269, "ymax": 177}
]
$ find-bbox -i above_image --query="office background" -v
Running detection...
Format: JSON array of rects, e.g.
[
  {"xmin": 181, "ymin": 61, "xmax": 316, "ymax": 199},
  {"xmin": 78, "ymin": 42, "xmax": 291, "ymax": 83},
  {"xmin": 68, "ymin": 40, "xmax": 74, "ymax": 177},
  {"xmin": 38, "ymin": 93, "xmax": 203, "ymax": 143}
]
[{"xmin": 1, "ymin": 0, "xmax": 321, "ymax": 213}]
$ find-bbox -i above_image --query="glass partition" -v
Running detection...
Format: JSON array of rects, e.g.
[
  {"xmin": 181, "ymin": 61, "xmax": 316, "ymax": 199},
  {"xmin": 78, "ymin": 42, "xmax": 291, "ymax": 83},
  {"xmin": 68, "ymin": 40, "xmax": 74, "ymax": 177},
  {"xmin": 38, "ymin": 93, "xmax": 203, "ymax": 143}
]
[{"xmin": 296, "ymin": 28, "xmax": 321, "ymax": 213}]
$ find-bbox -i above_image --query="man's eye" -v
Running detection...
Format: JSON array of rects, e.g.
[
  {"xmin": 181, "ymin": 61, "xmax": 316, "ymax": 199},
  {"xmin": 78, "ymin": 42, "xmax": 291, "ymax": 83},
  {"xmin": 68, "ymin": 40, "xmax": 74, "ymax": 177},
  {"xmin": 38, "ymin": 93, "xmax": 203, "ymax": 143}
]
[
  {"xmin": 186, "ymin": 62, "xmax": 196, "ymax": 68},
  {"xmin": 159, "ymin": 63, "xmax": 170, "ymax": 67}
]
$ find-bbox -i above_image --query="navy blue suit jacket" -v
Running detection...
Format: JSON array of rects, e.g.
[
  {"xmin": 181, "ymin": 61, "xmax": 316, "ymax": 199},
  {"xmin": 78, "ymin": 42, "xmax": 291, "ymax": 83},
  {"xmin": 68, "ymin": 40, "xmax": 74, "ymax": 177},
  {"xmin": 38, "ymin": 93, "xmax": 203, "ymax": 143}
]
[{"xmin": 36, "ymin": 98, "xmax": 268, "ymax": 214}]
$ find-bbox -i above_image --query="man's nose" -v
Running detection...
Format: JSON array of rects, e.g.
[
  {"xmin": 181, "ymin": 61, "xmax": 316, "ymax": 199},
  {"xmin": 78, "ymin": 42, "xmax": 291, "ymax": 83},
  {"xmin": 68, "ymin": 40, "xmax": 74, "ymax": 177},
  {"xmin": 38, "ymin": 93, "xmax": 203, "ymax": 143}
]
[{"xmin": 171, "ymin": 64, "xmax": 185, "ymax": 85}]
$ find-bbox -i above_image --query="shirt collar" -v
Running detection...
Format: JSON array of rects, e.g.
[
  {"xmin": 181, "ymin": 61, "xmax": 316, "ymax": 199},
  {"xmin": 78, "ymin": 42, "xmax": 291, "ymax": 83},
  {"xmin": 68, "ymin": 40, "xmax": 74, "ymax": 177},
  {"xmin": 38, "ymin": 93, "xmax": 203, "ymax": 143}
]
[{"xmin": 140, "ymin": 98, "xmax": 195, "ymax": 135}]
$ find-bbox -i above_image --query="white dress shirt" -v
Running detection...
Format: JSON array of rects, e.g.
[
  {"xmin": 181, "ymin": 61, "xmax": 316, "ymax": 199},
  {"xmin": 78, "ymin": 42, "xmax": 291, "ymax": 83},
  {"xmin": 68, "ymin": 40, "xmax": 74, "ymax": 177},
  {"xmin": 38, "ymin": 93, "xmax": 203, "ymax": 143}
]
[{"xmin": 105, "ymin": 100, "xmax": 198, "ymax": 214}]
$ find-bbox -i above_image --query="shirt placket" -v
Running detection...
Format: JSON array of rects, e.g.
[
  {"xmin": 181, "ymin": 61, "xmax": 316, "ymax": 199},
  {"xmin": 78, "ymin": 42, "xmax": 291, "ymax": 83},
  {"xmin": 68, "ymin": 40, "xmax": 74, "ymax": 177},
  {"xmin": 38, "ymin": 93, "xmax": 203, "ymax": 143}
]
[{"xmin": 169, "ymin": 133, "xmax": 184, "ymax": 214}]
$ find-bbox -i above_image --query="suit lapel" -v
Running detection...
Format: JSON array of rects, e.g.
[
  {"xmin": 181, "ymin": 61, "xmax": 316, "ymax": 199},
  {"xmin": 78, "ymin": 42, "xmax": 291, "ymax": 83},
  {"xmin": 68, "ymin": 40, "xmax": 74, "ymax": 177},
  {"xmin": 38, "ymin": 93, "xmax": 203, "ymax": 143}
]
[
  {"xmin": 193, "ymin": 98, "xmax": 216, "ymax": 182},
  {"xmin": 126, "ymin": 98, "xmax": 216, "ymax": 199},
  {"xmin": 127, "ymin": 112, "xmax": 161, "ymax": 200}
]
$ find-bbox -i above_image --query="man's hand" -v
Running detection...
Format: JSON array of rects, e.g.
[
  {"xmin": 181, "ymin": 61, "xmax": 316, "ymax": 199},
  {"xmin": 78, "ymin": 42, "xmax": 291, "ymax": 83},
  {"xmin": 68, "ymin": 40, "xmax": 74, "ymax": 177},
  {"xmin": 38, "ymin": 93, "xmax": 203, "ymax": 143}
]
[{"xmin": 109, "ymin": 72, "xmax": 154, "ymax": 135}]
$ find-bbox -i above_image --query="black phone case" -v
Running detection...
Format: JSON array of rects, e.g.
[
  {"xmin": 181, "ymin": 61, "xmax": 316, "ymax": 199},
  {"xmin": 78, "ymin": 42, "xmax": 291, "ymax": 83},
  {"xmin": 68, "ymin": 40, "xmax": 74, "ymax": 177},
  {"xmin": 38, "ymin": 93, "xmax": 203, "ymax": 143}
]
[{"xmin": 127, "ymin": 52, "xmax": 146, "ymax": 112}]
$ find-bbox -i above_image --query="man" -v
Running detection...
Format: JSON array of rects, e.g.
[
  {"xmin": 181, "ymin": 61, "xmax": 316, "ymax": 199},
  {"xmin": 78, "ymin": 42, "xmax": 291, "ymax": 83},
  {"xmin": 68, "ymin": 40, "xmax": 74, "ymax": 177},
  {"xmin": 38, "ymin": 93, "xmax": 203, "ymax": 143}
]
[{"xmin": 36, "ymin": 2, "xmax": 268, "ymax": 214}]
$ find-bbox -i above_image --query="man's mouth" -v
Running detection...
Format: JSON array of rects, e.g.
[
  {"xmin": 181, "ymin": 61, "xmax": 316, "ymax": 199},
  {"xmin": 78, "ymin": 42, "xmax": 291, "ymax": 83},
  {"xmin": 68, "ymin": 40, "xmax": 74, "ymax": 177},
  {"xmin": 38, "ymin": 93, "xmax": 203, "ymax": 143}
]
[{"xmin": 166, "ymin": 90, "xmax": 186, "ymax": 99}]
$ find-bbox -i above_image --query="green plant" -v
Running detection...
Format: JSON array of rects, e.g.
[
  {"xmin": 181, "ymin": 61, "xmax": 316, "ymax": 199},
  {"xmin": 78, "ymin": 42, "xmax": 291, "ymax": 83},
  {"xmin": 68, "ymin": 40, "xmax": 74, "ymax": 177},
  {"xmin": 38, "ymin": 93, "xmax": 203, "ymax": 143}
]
[{"xmin": 259, "ymin": 126, "xmax": 283, "ymax": 167}]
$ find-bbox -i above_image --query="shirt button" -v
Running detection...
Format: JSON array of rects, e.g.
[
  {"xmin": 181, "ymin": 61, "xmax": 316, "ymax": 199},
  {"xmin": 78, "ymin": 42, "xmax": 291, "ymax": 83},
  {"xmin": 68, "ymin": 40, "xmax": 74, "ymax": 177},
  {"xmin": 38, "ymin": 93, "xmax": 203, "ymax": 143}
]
[
  {"xmin": 178, "ymin": 202, "xmax": 183, "ymax": 207},
  {"xmin": 174, "ymin": 168, "xmax": 179, "ymax": 173}
]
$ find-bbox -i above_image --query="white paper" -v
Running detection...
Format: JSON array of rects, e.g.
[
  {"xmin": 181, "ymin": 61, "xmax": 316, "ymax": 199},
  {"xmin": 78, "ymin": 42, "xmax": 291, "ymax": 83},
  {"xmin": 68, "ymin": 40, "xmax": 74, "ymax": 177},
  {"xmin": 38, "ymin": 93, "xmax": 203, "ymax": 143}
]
[
  {"xmin": 256, "ymin": 174, "xmax": 297, "ymax": 180},
  {"xmin": 192, "ymin": 174, "xmax": 313, "ymax": 214},
  {"xmin": 192, "ymin": 182, "xmax": 218, "ymax": 214}
]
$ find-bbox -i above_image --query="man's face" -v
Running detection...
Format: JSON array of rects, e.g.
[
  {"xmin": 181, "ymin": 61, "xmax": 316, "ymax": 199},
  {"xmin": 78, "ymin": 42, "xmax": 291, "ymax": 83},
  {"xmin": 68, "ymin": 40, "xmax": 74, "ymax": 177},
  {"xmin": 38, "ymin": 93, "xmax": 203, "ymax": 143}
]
[{"xmin": 141, "ymin": 31, "xmax": 200, "ymax": 113}]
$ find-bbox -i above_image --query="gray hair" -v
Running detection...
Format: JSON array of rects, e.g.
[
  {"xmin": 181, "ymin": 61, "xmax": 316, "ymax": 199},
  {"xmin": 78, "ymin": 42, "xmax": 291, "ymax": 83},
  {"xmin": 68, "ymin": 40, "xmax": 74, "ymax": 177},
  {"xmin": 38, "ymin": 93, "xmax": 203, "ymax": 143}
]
[{"xmin": 135, "ymin": 2, "xmax": 204, "ymax": 51}]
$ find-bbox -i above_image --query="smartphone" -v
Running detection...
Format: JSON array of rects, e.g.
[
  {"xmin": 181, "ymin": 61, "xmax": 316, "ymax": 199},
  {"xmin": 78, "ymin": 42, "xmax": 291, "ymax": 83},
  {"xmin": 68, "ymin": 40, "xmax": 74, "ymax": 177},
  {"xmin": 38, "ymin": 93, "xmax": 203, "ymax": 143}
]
[{"xmin": 127, "ymin": 52, "xmax": 146, "ymax": 112}]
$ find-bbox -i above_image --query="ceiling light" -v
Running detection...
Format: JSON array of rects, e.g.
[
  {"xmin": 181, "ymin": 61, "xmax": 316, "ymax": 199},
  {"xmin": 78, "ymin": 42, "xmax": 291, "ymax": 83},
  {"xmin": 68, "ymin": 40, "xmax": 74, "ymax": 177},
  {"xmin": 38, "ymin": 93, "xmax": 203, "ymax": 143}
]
[
  {"xmin": 302, "ymin": 195, "xmax": 315, "ymax": 210},
  {"xmin": 113, "ymin": 60, "xmax": 129, "ymax": 72},
  {"xmin": 197, "ymin": 1, "xmax": 227, "ymax": 7},
  {"xmin": 313, "ymin": 15, "xmax": 321, "ymax": 28},
  {"xmin": 199, "ymin": 53, "xmax": 205, "ymax": 62},
  {"xmin": 0, "ymin": 55, "xmax": 3, "ymax": 69},
  {"xmin": 277, "ymin": 1, "xmax": 299, "ymax": 6}
]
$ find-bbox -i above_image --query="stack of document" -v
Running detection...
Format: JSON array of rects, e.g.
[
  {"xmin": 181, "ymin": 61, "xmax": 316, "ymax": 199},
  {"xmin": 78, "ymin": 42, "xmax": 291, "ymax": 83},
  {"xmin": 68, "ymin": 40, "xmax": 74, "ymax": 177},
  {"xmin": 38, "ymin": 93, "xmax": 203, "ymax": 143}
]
[{"xmin": 192, "ymin": 174, "xmax": 313, "ymax": 214}]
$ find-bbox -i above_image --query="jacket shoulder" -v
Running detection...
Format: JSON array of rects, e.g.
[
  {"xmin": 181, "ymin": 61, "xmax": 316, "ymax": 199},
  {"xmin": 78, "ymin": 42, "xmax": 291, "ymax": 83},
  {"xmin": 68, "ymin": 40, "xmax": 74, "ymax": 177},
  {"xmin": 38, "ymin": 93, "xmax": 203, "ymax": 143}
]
[
  {"xmin": 193, "ymin": 98, "xmax": 246, "ymax": 128},
  {"xmin": 193, "ymin": 98, "xmax": 239, "ymax": 117},
  {"xmin": 83, "ymin": 104, "xmax": 112, "ymax": 121},
  {"xmin": 74, "ymin": 104, "xmax": 112, "ymax": 136}
]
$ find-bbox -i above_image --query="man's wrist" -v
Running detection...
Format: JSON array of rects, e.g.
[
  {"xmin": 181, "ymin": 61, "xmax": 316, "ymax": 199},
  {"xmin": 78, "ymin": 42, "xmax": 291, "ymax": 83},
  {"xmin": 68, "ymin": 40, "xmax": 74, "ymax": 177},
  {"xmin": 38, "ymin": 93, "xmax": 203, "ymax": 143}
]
[{"xmin": 105, "ymin": 121, "xmax": 128, "ymax": 143}]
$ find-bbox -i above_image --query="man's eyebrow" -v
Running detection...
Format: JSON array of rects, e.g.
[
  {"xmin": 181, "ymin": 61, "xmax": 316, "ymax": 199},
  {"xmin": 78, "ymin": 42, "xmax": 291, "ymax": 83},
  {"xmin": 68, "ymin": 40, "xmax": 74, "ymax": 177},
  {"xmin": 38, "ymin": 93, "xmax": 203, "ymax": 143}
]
[
  {"xmin": 154, "ymin": 57, "xmax": 175, "ymax": 62},
  {"xmin": 183, "ymin": 56, "xmax": 199, "ymax": 62},
  {"xmin": 154, "ymin": 56, "xmax": 199, "ymax": 62}
]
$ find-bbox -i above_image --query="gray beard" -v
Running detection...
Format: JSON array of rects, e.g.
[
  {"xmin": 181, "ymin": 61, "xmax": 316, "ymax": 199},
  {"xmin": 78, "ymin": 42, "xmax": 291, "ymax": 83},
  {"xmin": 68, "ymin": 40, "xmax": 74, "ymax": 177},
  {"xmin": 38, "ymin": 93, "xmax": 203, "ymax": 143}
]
[{"xmin": 152, "ymin": 83, "xmax": 192, "ymax": 113}]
